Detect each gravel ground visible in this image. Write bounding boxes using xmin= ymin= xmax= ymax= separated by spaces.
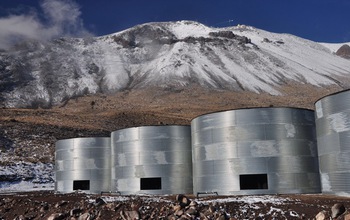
xmin=1 ymin=191 xmax=350 ymax=219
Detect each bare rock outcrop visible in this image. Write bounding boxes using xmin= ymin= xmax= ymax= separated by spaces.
xmin=336 ymin=44 xmax=350 ymax=59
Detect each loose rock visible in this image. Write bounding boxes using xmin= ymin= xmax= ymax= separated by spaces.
xmin=78 ymin=213 xmax=91 ymax=220
xmin=176 ymin=194 xmax=191 ymax=208
xmin=120 ymin=210 xmax=140 ymax=220
xmin=332 ymin=203 xmax=346 ymax=218
xmin=94 ymin=197 xmax=107 ymax=207
xmin=47 ymin=213 xmax=66 ymax=220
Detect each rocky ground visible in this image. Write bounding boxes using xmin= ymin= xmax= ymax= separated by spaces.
xmin=1 ymin=191 xmax=350 ymax=219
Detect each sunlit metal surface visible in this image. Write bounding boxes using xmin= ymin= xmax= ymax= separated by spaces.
xmin=111 ymin=126 xmax=193 ymax=195
xmin=191 ymin=108 xmax=321 ymax=195
xmin=55 ymin=137 xmax=111 ymax=193
xmin=315 ymin=90 xmax=350 ymax=194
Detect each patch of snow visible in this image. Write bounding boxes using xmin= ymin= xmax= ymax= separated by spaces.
xmin=267 ymin=206 xmax=285 ymax=215
xmin=0 ymin=162 xmax=54 ymax=192
xmin=290 ymin=210 xmax=300 ymax=217
xmin=228 ymin=26 xmax=350 ymax=87
xmin=88 ymin=195 xmax=172 ymax=203
xmin=335 ymin=192 xmax=350 ymax=197
xmin=99 ymin=42 xmax=129 ymax=90
xmin=197 ymin=195 xmax=293 ymax=205
xmin=88 ymin=196 xmax=130 ymax=203
xmin=169 ymin=21 xmax=212 ymax=39
xmin=0 ymin=181 xmax=54 ymax=193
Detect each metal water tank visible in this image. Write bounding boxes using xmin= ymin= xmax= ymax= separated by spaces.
xmin=111 ymin=126 xmax=192 ymax=195
xmin=191 ymin=107 xmax=321 ymax=195
xmin=55 ymin=137 xmax=111 ymax=193
xmin=315 ymin=90 xmax=350 ymax=194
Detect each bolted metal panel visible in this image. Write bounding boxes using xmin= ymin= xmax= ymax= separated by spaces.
xmin=55 ymin=137 xmax=111 ymax=193
xmin=191 ymin=107 xmax=321 ymax=195
xmin=111 ymin=125 xmax=193 ymax=195
xmin=315 ymin=90 xmax=350 ymax=194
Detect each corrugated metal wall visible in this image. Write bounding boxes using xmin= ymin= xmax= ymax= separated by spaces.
xmin=191 ymin=108 xmax=321 ymax=195
xmin=111 ymin=126 xmax=193 ymax=195
xmin=55 ymin=137 xmax=111 ymax=193
xmin=315 ymin=90 xmax=350 ymax=194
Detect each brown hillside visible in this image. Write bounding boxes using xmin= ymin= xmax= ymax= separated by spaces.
xmin=0 ymin=83 xmax=344 ymax=164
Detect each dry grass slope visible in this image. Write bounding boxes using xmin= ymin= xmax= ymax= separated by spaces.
xmin=0 ymin=83 xmax=344 ymax=163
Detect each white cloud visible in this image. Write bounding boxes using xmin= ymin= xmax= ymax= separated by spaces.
xmin=0 ymin=0 xmax=91 ymax=49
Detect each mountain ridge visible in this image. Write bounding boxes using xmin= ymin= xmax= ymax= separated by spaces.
xmin=1 ymin=20 xmax=350 ymax=108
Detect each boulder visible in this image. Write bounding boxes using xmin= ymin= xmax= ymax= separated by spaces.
xmin=120 ymin=210 xmax=140 ymax=220
xmin=94 ymin=197 xmax=107 ymax=206
xmin=55 ymin=200 xmax=68 ymax=208
xmin=47 ymin=213 xmax=66 ymax=220
xmin=173 ymin=204 xmax=182 ymax=212
xmin=70 ymin=208 xmax=82 ymax=217
xmin=40 ymin=202 xmax=49 ymax=212
xmin=344 ymin=213 xmax=350 ymax=220
xmin=332 ymin=203 xmax=346 ymax=218
xmin=185 ymin=207 xmax=198 ymax=216
xmin=189 ymin=200 xmax=198 ymax=207
xmin=175 ymin=209 xmax=184 ymax=217
xmin=176 ymin=194 xmax=191 ymax=208
xmin=78 ymin=213 xmax=91 ymax=220
xmin=316 ymin=212 xmax=326 ymax=220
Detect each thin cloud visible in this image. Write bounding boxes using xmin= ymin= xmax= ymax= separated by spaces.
xmin=0 ymin=0 xmax=92 ymax=49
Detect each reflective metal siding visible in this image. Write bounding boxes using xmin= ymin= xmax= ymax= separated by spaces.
xmin=315 ymin=90 xmax=350 ymax=194
xmin=192 ymin=108 xmax=321 ymax=195
xmin=55 ymin=137 xmax=111 ymax=193
xmin=111 ymin=126 xmax=192 ymax=195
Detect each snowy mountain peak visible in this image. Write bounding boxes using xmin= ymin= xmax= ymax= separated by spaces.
xmin=110 ymin=20 xmax=212 ymax=39
xmin=1 ymin=21 xmax=350 ymax=108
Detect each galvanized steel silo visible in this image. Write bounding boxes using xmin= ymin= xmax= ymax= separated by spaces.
xmin=111 ymin=126 xmax=192 ymax=195
xmin=315 ymin=90 xmax=350 ymax=194
xmin=191 ymin=108 xmax=321 ymax=195
xmin=55 ymin=137 xmax=111 ymax=193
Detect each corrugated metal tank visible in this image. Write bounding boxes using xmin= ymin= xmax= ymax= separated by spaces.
xmin=315 ymin=90 xmax=350 ymax=194
xmin=191 ymin=108 xmax=321 ymax=195
xmin=55 ymin=137 xmax=111 ymax=193
xmin=111 ymin=126 xmax=193 ymax=195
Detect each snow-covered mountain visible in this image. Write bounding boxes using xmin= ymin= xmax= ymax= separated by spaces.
xmin=1 ymin=20 xmax=350 ymax=108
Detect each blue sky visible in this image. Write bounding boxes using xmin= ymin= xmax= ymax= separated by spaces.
xmin=79 ymin=0 xmax=350 ymax=43
xmin=0 ymin=0 xmax=349 ymax=48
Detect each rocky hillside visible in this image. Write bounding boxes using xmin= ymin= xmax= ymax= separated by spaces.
xmin=0 ymin=84 xmax=342 ymax=163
